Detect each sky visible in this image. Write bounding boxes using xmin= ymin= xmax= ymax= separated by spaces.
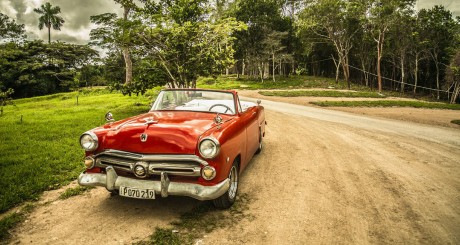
xmin=0 ymin=0 xmax=459 ymax=45
xmin=0 ymin=0 xmax=122 ymax=44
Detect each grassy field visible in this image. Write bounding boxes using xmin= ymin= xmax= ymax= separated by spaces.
xmin=0 ymin=88 xmax=157 ymax=214
xmin=196 ymin=75 xmax=368 ymax=90
xmin=259 ymin=90 xmax=385 ymax=98
xmin=310 ymin=100 xmax=460 ymax=110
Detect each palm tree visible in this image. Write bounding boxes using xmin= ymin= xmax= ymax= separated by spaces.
xmin=33 ymin=2 xmax=65 ymax=44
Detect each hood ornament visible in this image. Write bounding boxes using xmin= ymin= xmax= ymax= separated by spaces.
xmin=214 ymin=113 xmax=223 ymax=124
xmin=140 ymin=133 xmax=148 ymax=142
xmin=144 ymin=117 xmax=158 ymax=125
xmin=105 ymin=111 xmax=114 ymax=122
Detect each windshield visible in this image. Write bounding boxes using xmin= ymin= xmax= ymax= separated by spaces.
xmin=151 ymin=90 xmax=237 ymax=115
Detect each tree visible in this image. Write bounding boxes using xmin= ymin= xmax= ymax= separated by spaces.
xmin=411 ymin=12 xmax=430 ymax=96
xmin=418 ymin=6 xmax=459 ymax=99
xmin=90 ymin=0 xmax=138 ymax=88
xmin=233 ymin=0 xmax=291 ymax=80
xmin=262 ymin=31 xmax=292 ymax=82
xmin=33 ymin=2 xmax=65 ymax=44
xmin=0 ymin=12 xmax=26 ymax=41
xmin=386 ymin=10 xmax=415 ymax=94
xmin=365 ymin=0 xmax=415 ymax=93
xmin=0 ymin=40 xmax=97 ymax=98
xmin=298 ymin=0 xmax=362 ymax=89
xmin=135 ymin=0 xmax=245 ymax=88
xmin=114 ymin=0 xmax=136 ymax=87
xmin=446 ymin=50 xmax=460 ymax=104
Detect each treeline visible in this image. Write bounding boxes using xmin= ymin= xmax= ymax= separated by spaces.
xmin=1 ymin=0 xmax=460 ymax=102
xmin=0 ymin=13 xmax=100 ymax=99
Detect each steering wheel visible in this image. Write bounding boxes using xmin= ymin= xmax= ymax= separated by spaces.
xmin=209 ymin=104 xmax=234 ymax=114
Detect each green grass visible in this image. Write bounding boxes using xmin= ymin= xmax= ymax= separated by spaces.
xmin=139 ymin=194 xmax=252 ymax=245
xmin=0 ymin=87 xmax=158 ymax=214
xmin=59 ymin=186 xmax=95 ymax=200
xmin=259 ymin=90 xmax=385 ymax=98
xmin=0 ymin=204 xmax=34 ymax=241
xmin=310 ymin=100 xmax=460 ymax=110
xmin=0 ymin=213 xmax=23 ymax=241
xmin=196 ymin=75 xmax=368 ymax=91
xmin=451 ymin=120 xmax=460 ymax=125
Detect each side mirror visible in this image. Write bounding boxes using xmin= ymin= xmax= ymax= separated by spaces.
xmin=105 ymin=111 xmax=114 ymax=122
xmin=257 ymin=99 xmax=261 ymax=105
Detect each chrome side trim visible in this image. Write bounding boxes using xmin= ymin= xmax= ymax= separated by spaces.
xmin=78 ymin=167 xmax=230 ymax=201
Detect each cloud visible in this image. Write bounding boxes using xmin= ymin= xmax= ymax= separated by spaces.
xmin=417 ymin=0 xmax=460 ymax=16
xmin=9 ymin=0 xmax=27 ymax=21
xmin=0 ymin=0 xmax=123 ymax=44
xmin=2 ymin=0 xmax=457 ymax=45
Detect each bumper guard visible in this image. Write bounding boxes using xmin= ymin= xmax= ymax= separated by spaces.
xmin=78 ymin=166 xmax=230 ymax=201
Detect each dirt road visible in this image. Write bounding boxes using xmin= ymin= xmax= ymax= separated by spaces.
xmin=10 ymin=98 xmax=460 ymax=244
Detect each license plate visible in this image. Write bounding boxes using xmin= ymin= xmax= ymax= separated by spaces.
xmin=119 ymin=186 xmax=155 ymax=199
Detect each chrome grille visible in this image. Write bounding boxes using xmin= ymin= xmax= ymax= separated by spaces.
xmin=93 ymin=149 xmax=204 ymax=177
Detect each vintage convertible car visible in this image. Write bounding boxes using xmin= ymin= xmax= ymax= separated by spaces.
xmin=78 ymin=89 xmax=265 ymax=208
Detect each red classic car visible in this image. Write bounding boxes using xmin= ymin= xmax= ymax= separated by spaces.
xmin=78 ymin=89 xmax=265 ymax=208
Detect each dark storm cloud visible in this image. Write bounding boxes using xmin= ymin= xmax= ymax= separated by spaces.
xmin=9 ymin=0 xmax=27 ymax=21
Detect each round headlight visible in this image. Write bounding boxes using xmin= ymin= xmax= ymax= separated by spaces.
xmin=199 ymin=137 xmax=220 ymax=159
xmin=80 ymin=132 xmax=99 ymax=151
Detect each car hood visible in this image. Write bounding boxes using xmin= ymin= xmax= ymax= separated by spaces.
xmin=98 ymin=111 xmax=228 ymax=154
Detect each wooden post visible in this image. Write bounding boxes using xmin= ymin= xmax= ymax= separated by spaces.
xmin=76 ymin=95 xmax=79 ymax=106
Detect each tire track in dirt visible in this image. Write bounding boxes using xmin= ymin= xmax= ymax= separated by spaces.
xmin=201 ymin=109 xmax=460 ymax=244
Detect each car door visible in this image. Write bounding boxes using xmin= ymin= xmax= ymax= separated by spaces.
xmin=237 ymin=98 xmax=259 ymax=170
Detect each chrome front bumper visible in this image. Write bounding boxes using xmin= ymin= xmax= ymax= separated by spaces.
xmin=78 ymin=166 xmax=230 ymax=201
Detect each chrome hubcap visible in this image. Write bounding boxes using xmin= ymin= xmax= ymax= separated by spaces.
xmin=228 ymin=166 xmax=238 ymax=200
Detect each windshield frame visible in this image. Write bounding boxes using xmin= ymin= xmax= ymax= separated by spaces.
xmin=150 ymin=89 xmax=238 ymax=115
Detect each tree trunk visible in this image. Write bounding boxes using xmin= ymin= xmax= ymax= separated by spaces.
xmin=48 ymin=26 xmax=51 ymax=44
xmin=264 ymin=62 xmax=269 ymax=79
xmin=361 ymin=59 xmax=369 ymax=87
xmin=435 ymin=54 xmax=440 ymax=100
xmin=342 ymin=55 xmax=350 ymax=89
xmin=332 ymin=55 xmax=341 ymax=84
xmin=122 ymin=5 xmax=133 ymax=86
xmin=242 ymin=59 xmax=245 ymax=76
xmin=451 ymin=81 xmax=460 ymax=104
xmin=400 ymin=54 xmax=405 ymax=94
xmin=122 ymin=46 xmax=133 ymax=85
xmin=258 ymin=63 xmax=264 ymax=82
xmin=413 ymin=53 xmax=419 ymax=96
xmin=272 ymin=52 xmax=276 ymax=82
xmin=377 ymin=34 xmax=383 ymax=93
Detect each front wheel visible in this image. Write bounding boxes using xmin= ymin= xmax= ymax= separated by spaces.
xmin=213 ymin=162 xmax=239 ymax=209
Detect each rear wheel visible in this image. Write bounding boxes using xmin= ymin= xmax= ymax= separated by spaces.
xmin=213 ymin=161 xmax=239 ymax=209
xmin=255 ymin=128 xmax=263 ymax=154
